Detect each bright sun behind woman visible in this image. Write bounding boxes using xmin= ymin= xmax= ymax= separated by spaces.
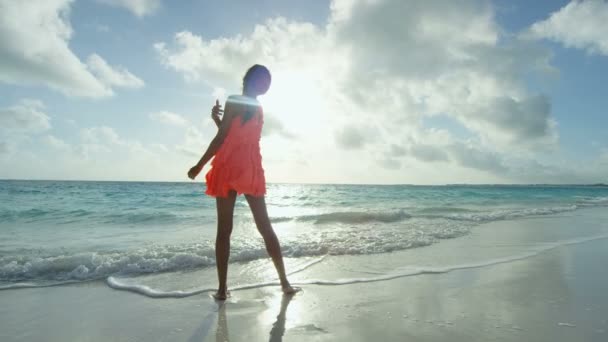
xmin=260 ymin=69 xmax=330 ymax=132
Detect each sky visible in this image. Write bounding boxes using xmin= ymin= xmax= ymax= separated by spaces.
xmin=0 ymin=0 xmax=607 ymax=184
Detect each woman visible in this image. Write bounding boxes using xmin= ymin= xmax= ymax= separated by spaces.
xmin=187 ymin=64 xmax=298 ymax=300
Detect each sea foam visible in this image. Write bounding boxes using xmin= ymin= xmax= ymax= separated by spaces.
xmin=105 ymin=234 xmax=608 ymax=298
xmin=0 ymin=202 xmax=603 ymax=284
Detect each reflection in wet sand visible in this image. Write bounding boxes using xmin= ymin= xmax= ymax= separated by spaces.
xmin=216 ymin=303 xmax=229 ymax=342
xmin=214 ymin=294 xmax=294 ymax=342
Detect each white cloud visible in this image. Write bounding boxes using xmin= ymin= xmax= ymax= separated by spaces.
xmin=150 ymin=0 xmax=607 ymax=183
xmin=0 ymin=0 xmax=111 ymax=97
xmin=81 ymin=126 xmax=122 ymax=145
xmin=96 ymin=0 xmax=161 ymax=17
xmin=149 ymin=111 xmax=189 ymax=127
xmin=0 ymin=99 xmax=51 ymax=133
xmin=0 ymin=124 xmax=189 ymax=181
xmin=0 ymin=1 xmax=144 ymax=98
xmin=147 ymin=110 xmax=225 ymax=159
xmin=211 ymin=88 xmax=227 ymax=102
xmin=77 ymin=125 xmax=164 ymax=163
xmin=87 ymin=54 xmax=145 ymax=89
xmin=331 ymin=0 xmax=557 ymax=149
xmin=0 ymin=99 xmax=52 ymax=157
xmin=528 ymin=0 xmax=608 ymax=55
xmin=176 ymin=127 xmax=206 ymax=157
xmin=330 ymin=0 xmax=499 ymax=79
xmin=154 ymin=18 xmax=325 ymax=85
xmin=153 ymin=0 xmax=564 ymax=182
xmin=44 ymin=135 xmax=71 ymax=151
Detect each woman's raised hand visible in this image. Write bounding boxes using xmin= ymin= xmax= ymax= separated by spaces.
xmin=211 ymin=99 xmax=223 ymax=127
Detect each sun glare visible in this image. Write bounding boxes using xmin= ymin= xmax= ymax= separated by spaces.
xmin=261 ymin=69 xmax=330 ymax=133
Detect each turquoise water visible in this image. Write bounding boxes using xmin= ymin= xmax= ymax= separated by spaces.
xmin=1 ymin=180 xmax=607 ymax=286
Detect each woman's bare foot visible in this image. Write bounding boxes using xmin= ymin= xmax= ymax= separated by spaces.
xmin=212 ymin=290 xmax=230 ymax=301
xmin=282 ymin=285 xmax=301 ymax=295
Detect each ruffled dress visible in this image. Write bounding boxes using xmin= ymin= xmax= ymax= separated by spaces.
xmin=205 ymin=97 xmax=266 ymax=198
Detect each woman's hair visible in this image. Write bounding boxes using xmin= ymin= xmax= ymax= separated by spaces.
xmin=243 ymin=64 xmax=271 ymax=96
xmin=242 ymin=64 xmax=271 ymax=123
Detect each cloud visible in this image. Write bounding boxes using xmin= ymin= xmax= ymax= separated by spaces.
xmin=87 ymin=54 xmax=144 ymax=89
xmin=149 ymin=110 xmax=189 ymax=127
xmin=0 ymin=0 xmax=110 ymax=97
xmin=153 ymin=0 xmax=595 ymax=183
xmin=448 ymin=142 xmax=507 ymax=174
xmin=155 ymin=1 xmax=556 ymax=142
xmin=528 ymin=0 xmax=608 ymax=55
xmin=388 ymin=144 xmax=407 ymax=157
xmin=262 ymin=113 xmax=295 ymax=139
xmin=0 ymin=124 xmax=189 ymax=181
xmin=459 ymin=95 xmax=557 ymax=146
xmin=332 ymin=0 xmax=557 ymax=148
xmin=43 ymin=135 xmax=71 ymax=151
xmin=79 ymin=126 xmax=121 ymax=156
xmin=0 ymin=0 xmax=144 ymax=98
xmin=176 ymin=127 xmax=206 ymax=157
xmin=154 ymin=18 xmax=324 ymax=85
xmin=81 ymin=126 xmax=121 ymax=145
xmin=0 ymin=99 xmax=52 ymax=157
xmin=78 ymin=125 xmax=161 ymax=162
xmin=409 ymin=143 xmax=450 ymax=163
xmin=148 ymin=111 xmax=227 ymax=158
xmin=335 ymin=125 xmax=368 ymax=150
xmin=96 ymin=0 xmax=161 ymax=17
xmin=331 ymin=0 xmax=498 ymax=80
xmin=388 ymin=132 xmax=505 ymax=174
xmin=379 ymin=157 xmax=401 ymax=170
xmin=0 ymin=99 xmax=51 ymax=133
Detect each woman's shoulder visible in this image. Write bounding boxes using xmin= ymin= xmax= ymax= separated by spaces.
xmin=226 ymin=95 xmax=259 ymax=106
xmin=226 ymin=95 xmax=262 ymax=119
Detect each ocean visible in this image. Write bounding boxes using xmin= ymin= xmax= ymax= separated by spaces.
xmin=1 ymin=180 xmax=608 ymax=296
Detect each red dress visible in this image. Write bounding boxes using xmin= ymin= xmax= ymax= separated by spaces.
xmin=205 ymin=97 xmax=266 ymax=198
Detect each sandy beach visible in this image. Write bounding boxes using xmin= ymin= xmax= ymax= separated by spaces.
xmin=1 ymin=207 xmax=607 ymax=341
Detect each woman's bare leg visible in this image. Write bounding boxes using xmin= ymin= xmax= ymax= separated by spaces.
xmin=215 ymin=190 xmax=237 ymax=300
xmin=245 ymin=194 xmax=298 ymax=294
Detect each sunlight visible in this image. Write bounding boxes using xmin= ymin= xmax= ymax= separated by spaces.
xmin=257 ymin=291 xmax=304 ymax=333
xmin=260 ymin=68 xmax=330 ymax=133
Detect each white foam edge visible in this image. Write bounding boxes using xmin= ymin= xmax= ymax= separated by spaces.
xmin=0 ymin=279 xmax=90 ymax=291
xmin=287 ymin=255 xmax=327 ymax=275
xmin=106 ymin=255 xmax=327 ymax=298
xmin=106 ymin=234 xmax=608 ymax=298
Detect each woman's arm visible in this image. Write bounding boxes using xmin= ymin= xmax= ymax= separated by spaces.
xmin=187 ymin=100 xmax=235 ymax=180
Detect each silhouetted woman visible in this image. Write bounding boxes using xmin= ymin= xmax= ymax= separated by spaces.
xmin=188 ymin=64 xmax=298 ymax=300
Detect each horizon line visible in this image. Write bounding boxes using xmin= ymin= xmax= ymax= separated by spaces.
xmin=1 ymin=178 xmax=606 ymax=187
